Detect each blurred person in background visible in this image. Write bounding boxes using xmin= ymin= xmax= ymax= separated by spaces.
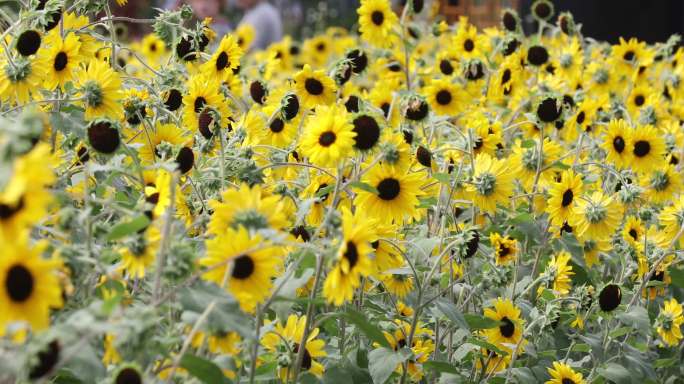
xmin=184 ymin=0 xmax=232 ymax=36
xmin=236 ymin=0 xmax=283 ymax=50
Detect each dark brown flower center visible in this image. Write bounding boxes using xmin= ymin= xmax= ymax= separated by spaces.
xmin=499 ymin=316 xmax=515 ymax=337
xmin=318 ymin=131 xmax=336 ymax=147
xmin=371 ymin=10 xmax=385 ymax=26
xmin=377 ymin=178 xmax=400 ymax=200
xmin=232 ymin=255 xmax=255 ymax=279
xmin=215 ymin=51 xmax=229 ymax=70
xmin=6 ymin=264 xmax=34 ymax=302
xmin=53 ymin=51 xmax=68 ymax=71
xmin=436 ymin=90 xmax=452 ymax=105
xmin=304 ymin=78 xmax=324 ymax=95
xmin=633 ymin=140 xmax=650 ymax=157
xmin=561 ymin=189 xmax=574 ymax=207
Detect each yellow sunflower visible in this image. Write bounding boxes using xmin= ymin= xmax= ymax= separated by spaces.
xmin=629 ymin=124 xmax=666 ymax=173
xmin=424 ymin=77 xmax=465 ymax=116
xmin=483 ymin=298 xmax=525 ymax=351
xmin=569 ymin=192 xmax=623 ymax=242
xmin=182 ymin=73 xmax=231 ymax=135
xmin=467 ymin=153 xmax=515 ymax=214
xmin=490 ymin=232 xmax=517 ymax=266
xmin=261 ymin=315 xmax=327 ymax=380
xmin=207 ymin=183 xmax=288 ymax=235
xmin=118 ymin=225 xmax=161 ymax=279
xmin=657 ymin=298 xmax=684 ymax=347
xmin=0 ymin=239 xmax=63 ymax=331
xmin=541 ymin=251 xmax=574 ymax=296
xmin=0 ymin=55 xmax=46 ymax=105
xmin=546 ymin=170 xmax=583 ymax=227
xmin=201 ymin=34 xmax=243 ymax=82
xmin=76 ymin=60 xmax=123 ymax=120
xmin=641 ymin=164 xmax=681 ymax=204
xmin=601 ymin=119 xmax=632 ymax=169
xmin=357 ymin=0 xmax=398 ymax=48
xmin=41 ymin=33 xmax=82 ymax=90
xmin=293 ymin=64 xmax=336 ymax=108
xmin=354 ymin=164 xmax=424 ymax=224
xmin=545 ymin=361 xmax=585 ymax=384
xmin=299 ymin=104 xmax=355 ymax=167
xmin=200 ymin=226 xmax=281 ymax=312
xmin=323 ymin=208 xmax=377 ymax=306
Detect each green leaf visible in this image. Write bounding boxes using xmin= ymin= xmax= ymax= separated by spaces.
xmin=668 ymin=266 xmax=684 ymax=288
xmin=368 ymin=347 xmax=411 ymax=384
xmin=315 ymin=184 xmax=334 ymax=198
xmin=617 ymin=306 xmax=650 ymax=334
xmin=423 ymin=360 xmax=459 ymax=374
xmin=654 ymin=357 xmax=677 ymax=368
xmin=417 ymin=196 xmax=438 ymax=208
xmin=323 ymin=364 xmax=350 ymax=383
xmin=597 ymin=363 xmax=631 ymax=384
xmin=344 ymin=309 xmax=392 ymax=349
xmin=435 ymin=299 xmax=469 ymax=331
xmin=180 ymin=354 xmax=231 ymax=384
xmin=521 ymin=139 xmax=536 ymax=148
xmin=464 ymin=314 xmax=499 ymax=330
xmin=350 ymin=181 xmax=379 ymax=194
xmin=106 ymin=215 xmax=150 ymax=241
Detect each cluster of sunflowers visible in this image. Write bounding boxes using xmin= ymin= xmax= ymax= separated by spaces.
xmin=3 ymin=0 xmax=684 ymax=382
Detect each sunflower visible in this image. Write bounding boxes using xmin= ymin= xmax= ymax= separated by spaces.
xmin=182 ymin=73 xmax=231 ymax=135
xmin=299 ymin=104 xmax=355 ymax=167
xmin=201 ymin=226 xmax=280 ymax=312
xmin=546 ymin=170 xmax=583 ymax=227
xmin=0 ymin=55 xmax=45 ymax=105
xmin=621 ymin=215 xmax=645 ymax=250
xmin=476 ymin=348 xmax=511 ymax=374
xmin=244 ymin=106 xmax=297 ymax=149
xmin=483 ymin=298 xmax=524 ymax=351
xmin=140 ymin=33 xmax=167 ymax=65
xmin=76 ymin=60 xmax=123 ymax=120
xmin=354 ymin=163 xmax=424 ymax=224
xmin=208 ymin=183 xmax=288 ymax=235
xmin=541 ymin=251 xmax=574 ymax=296
xmin=137 ymin=122 xmax=192 ymax=164
xmin=490 ymin=232 xmax=517 ymax=266
xmin=629 ymin=124 xmax=666 ymax=173
xmin=0 ymin=239 xmax=63 ymax=331
xmin=323 ymin=208 xmax=377 ymax=306
xmin=0 ymin=144 xmax=54 ymax=237
xmin=659 ymin=195 xmax=684 ymax=247
xmin=453 ymin=19 xmax=487 ymax=60
xmin=293 ymin=64 xmax=336 ymax=108
xmin=641 ymin=164 xmax=682 ymax=204
xmin=351 ymin=112 xmax=384 ymax=152
xmin=424 ymin=77 xmax=464 ymax=116
xmin=657 ymin=298 xmax=684 ymax=347
xmin=381 ymin=272 xmax=414 ymax=298
xmin=357 ymin=0 xmax=398 ymax=48
xmin=201 ymin=34 xmax=243 ymax=82
xmin=467 ymin=153 xmax=515 ymax=214
xmin=377 ymin=320 xmax=434 ymax=381
xmin=545 ymin=361 xmax=585 ymax=384
xmin=118 ymin=225 xmax=160 ymax=279
xmin=512 ymin=137 xmax=563 ymax=191
xmin=612 ymin=37 xmax=649 ymax=72
xmin=601 ymin=119 xmax=632 ymax=168
xmin=261 ymin=315 xmax=327 ymax=380
xmin=569 ymin=192 xmax=623 ymax=241
xmin=41 ymin=33 xmax=82 ymax=90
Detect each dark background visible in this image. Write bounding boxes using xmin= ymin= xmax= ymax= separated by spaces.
xmin=520 ymin=0 xmax=684 ymax=44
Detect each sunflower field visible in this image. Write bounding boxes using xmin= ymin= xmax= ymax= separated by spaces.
xmin=4 ymin=0 xmax=684 ymax=382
